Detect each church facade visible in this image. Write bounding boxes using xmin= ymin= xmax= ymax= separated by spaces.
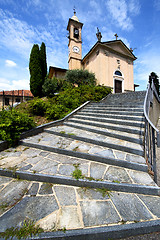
xmin=49 ymin=12 xmax=137 ymax=93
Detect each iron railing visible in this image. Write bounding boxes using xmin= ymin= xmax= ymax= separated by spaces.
xmin=144 ymin=80 xmax=160 ymax=183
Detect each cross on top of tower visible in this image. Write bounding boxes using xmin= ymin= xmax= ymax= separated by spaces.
xmin=114 ymin=33 xmax=118 ymax=40
xmin=73 ymin=6 xmax=76 ymax=15
xmin=96 ymin=27 xmax=102 ymax=42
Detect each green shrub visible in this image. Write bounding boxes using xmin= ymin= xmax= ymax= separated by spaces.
xmin=65 ymin=69 xmax=96 ymax=87
xmin=29 ymin=98 xmax=47 ymax=116
xmin=46 ymin=104 xmax=68 ymax=120
xmin=0 ymin=109 xmax=35 ymax=146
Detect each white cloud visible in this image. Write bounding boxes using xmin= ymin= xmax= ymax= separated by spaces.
xmin=105 ymin=0 xmax=140 ymax=31
xmin=5 ymin=60 xmax=17 ymax=67
xmin=128 ymin=0 xmax=140 ymax=15
xmin=0 ymin=78 xmax=29 ymax=91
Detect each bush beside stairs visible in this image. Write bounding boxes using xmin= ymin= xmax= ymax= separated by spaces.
xmin=0 ymin=91 xmax=160 ymax=239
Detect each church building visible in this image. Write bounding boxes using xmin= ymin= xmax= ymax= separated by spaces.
xmin=49 ymin=11 xmax=137 ymax=93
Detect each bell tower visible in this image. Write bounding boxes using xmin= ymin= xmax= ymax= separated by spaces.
xmin=67 ymin=10 xmax=83 ymax=70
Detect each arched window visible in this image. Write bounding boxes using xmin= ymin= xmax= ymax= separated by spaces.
xmin=115 ymin=70 xmax=122 ymax=76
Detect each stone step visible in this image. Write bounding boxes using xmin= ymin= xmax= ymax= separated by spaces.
xmin=67 ymin=119 xmax=144 ymax=135
xmin=93 ymin=101 xmax=144 ymax=105
xmin=44 ymin=129 xmax=143 ymax=156
xmin=102 ymin=91 xmax=146 ymax=102
xmin=0 ymin=174 xmax=160 ymax=237
xmin=76 ymin=112 xmax=144 ymax=122
xmin=20 ymin=131 xmax=145 ymax=167
xmin=61 ymin=121 xmax=143 ymax=142
xmin=80 ymin=109 xmax=144 ymax=116
xmin=0 ymin=168 xmax=159 ymax=196
xmin=0 ymin=145 xmax=157 ymax=196
xmin=72 ymin=115 xmax=145 ymax=128
xmin=63 ymin=122 xmax=143 ymax=145
xmin=84 ymin=106 xmax=144 ymax=111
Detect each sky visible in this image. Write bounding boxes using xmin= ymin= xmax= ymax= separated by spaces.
xmin=0 ymin=0 xmax=160 ymax=91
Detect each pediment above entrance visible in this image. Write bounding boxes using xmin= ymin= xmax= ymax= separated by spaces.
xmin=103 ymin=40 xmax=136 ymax=60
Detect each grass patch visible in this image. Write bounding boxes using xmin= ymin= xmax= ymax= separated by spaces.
xmin=0 ymin=219 xmax=44 ymax=240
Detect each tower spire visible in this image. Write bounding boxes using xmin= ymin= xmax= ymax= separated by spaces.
xmin=73 ymin=6 xmax=76 ymax=15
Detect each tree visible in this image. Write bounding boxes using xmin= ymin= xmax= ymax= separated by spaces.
xmin=65 ymin=69 xmax=96 ymax=87
xmin=149 ymin=72 xmax=159 ymax=95
xmin=42 ymin=77 xmax=58 ymax=97
xmin=29 ymin=43 xmax=47 ymax=97
xmin=40 ymin=42 xmax=47 ymax=87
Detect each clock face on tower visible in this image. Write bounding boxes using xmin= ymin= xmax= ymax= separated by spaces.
xmin=73 ymin=46 xmax=80 ymax=53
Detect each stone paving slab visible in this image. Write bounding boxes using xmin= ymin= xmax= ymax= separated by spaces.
xmin=0 ymin=146 xmax=155 ymax=187
xmin=0 ymin=175 xmax=160 ymax=234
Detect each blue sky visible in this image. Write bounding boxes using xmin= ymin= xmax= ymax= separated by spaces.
xmin=0 ymin=0 xmax=160 ymax=91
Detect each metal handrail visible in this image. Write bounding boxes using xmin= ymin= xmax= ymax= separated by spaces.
xmin=143 ymin=80 xmax=160 ymax=183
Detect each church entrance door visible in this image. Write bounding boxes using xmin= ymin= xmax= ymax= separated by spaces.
xmin=115 ymin=80 xmax=122 ymax=93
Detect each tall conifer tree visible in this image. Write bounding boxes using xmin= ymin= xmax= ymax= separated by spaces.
xmin=29 ymin=44 xmax=43 ymax=97
xmin=40 ymin=42 xmax=47 ymax=86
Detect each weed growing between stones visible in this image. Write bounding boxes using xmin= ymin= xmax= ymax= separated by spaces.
xmin=73 ymin=146 xmax=79 ymax=151
xmin=0 ymin=219 xmax=44 ymax=240
xmin=60 ymin=131 xmax=66 ymax=134
xmin=72 ymin=164 xmax=84 ymax=180
xmin=0 ymin=202 xmax=9 ymax=211
xmin=7 ymin=166 xmax=18 ymax=176
xmin=23 ymin=147 xmax=29 ymax=151
xmin=67 ymin=133 xmax=75 ymax=136
xmin=81 ymin=187 xmax=112 ymax=198
xmin=96 ymin=188 xmax=112 ymax=198
xmin=112 ymin=180 xmax=120 ymax=183
xmin=72 ymin=164 xmax=103 ymax=182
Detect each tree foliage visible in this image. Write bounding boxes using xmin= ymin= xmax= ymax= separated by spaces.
xmin=65 ymin=69 xmax=96 ymax=87
xmin=42 ymin=77 xmax=58 ymax=97
xmin=29 ymin=43 xmax=47 ymax=97
xmin=149 ymin=72 xmax=159 ymax=95
xmin=40 ymin=42 xmax=47 ymax=85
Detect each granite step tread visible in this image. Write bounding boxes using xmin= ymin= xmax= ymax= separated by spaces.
xmin=68 ymin=118 xmax=144 ymax=135
xmin=72 ymin=115 xmax=145 ymax=128
xmin=0 ymin=175 xmax=159 ymax=234
xmin=64 ymin=122 xmax=143 ymax=140
xmin=21 ymin=131 xmax=144 ymax=156
xmin=76 ymin=112 xmax=144 ymax=122
xmin=45 ymin=124 xmax=143 ymax=145
xmin=80 ymin=109 xmax=144 ymax=116
xmin=84 ymin=106 xmax=144 ymax=110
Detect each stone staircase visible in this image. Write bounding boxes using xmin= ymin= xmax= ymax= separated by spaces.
xmin=0 ymin=91 xmax=160 ymax=239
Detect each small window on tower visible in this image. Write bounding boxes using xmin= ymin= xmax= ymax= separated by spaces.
xmin=74 ymin=28 xmax=79 ymax=39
